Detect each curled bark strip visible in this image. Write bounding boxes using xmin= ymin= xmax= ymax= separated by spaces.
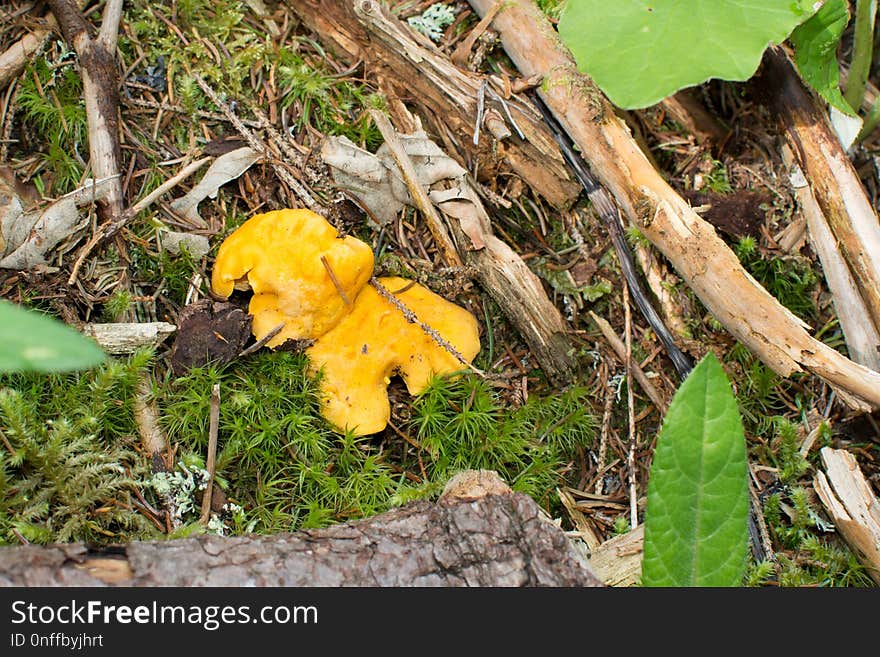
xmin=466 ymin=0 xmax=880 ymax=409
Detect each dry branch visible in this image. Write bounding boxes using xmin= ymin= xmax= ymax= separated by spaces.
xmin=814 ymin=447 xmax=880 ymax=585
xmin=286 ymin=0 xmax=581 ymax=210
xmin=0 ymin=471 xmax=602 ymax=587
xmin=758 ymin=48 xmax=880 ymax=337
xmin=47 ymin=0 xmax=124 ymax=223
xmin=467 ymin=0 xmax=880 ymax=409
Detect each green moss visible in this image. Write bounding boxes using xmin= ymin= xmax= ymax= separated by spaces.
xmin=16 ymin=58 xmax=87 ymax=195
xmin=157 ymin=351 xmax=595 ymax=533
xmin=735 ymin=236 xmax=818 ymax=322
xmin=0 ymin=351 xmax=160 ymax=545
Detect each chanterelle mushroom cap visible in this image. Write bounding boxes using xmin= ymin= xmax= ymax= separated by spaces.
xmin=211 ymin=209 xmax=374 ymax=346
xmin=306 ymin=276 xmax=480 ymax=436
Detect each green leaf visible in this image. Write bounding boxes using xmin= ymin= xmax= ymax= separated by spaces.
xmin=791 ymin=0 xmax=855 ymax=116
xmin=0 ymin=300 xmax=106 ymax=373
xmin=642 ymin=352 xmax=749 ymax=587
xmin=558 ymin=0 xmax=818 ymax=109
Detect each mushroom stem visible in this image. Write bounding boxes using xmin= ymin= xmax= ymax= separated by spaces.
xmin=370 ymin=277 xmax=484 ymax=377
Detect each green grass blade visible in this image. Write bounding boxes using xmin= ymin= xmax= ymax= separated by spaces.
xmin=0 ymin=300 xmax=106 ymax=373
xmin=642 ymin=353 xmax=750 ymax=587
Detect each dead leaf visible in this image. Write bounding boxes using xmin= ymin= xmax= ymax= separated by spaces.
xmin=1 ymin=176 xmax=115 ymax=270
xmin=321 ymin=131 xmax=466 ymax=227
xmin=160 ymin=230 xmax=211 ymax=259
xmin=170 ymin=147 xmax=261 ymax=226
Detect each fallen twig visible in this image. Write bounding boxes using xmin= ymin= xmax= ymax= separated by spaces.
xmin=48 ymin=0 xmax=124 ymax=223
xmin=623 ymin=282 xmax=639 ymax=529
xmin=199 ymin=383 xmax=221 ymax=525
xmin=192 ymin=74 xmax=323 ymax=215
xmin=588 ymin=311 xmax=668 ymax=412
xmin=370 ymin=276 xmax=484 ymax=377
xmin=813 ymin=447 xmax=880 ymax=585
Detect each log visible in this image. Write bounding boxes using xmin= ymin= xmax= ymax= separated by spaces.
xmin=286 ymin=0 xmax=581 ymax=211
xmin=0 ymin=471 xmax=603 ymax=587
xmin=466 ymin=0 xmax=880 ymax=410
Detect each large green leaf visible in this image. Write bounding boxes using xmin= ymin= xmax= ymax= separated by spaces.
xmin=558 ymin=0 xmax=818 ymax=109
xmin=0 ymin=300 xmax=106 ymax=373
xmin=791 ymin=0 xmax=855 ymax=116
xmin=642 ymin=352 xmax=749 ymax=587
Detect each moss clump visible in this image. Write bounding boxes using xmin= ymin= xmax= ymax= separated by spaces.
xmin=0 ymin=350 xmax=160 ymax=545
xmin=159 ymin=351 xmax=596 ymax=532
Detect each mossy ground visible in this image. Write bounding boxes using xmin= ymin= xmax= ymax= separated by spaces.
xmin=0 ymin=0 xmax=877 ymax=587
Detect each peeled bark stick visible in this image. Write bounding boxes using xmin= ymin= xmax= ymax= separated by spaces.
xmin=813 ymin=447 xmax=880 ymax=585
xmin=467 ymin=0 xmax=880 ymax=409
xmin=48 ymin=0 xmax=124 ymax=223
xmin=82 ymin=321 xmax=176 ymax=354
xmin=286 ymin=0 xmax=580 ymax=210
xmin=0 ymin=471 xmax=602 ymax=587
xmin=0 ymin=19 xmax=53 ymax=91
xmin=780 ymin=145 xmax=880 ymax=372
xmin=758 ymin=48 xmax=880 ymax=335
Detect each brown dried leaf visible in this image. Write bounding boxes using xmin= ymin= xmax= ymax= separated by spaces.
xmin=1 ymin=177 xmax=115 ymax=270
xmin=169 ymin=147 xmax=261 ymax=226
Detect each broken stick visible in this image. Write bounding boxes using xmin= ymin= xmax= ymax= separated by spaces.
xmin=467 ymin=0 xmax=880 ymax=409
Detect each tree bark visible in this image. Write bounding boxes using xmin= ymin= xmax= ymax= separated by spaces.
xmin=0 ymin=471 xmax=602 ymax=587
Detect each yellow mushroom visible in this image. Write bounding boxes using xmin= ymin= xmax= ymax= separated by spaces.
xmin=211 ymin=209 xmax=374 ymax=346
xmin=306 ymin=276 xmax=480 ymax=436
